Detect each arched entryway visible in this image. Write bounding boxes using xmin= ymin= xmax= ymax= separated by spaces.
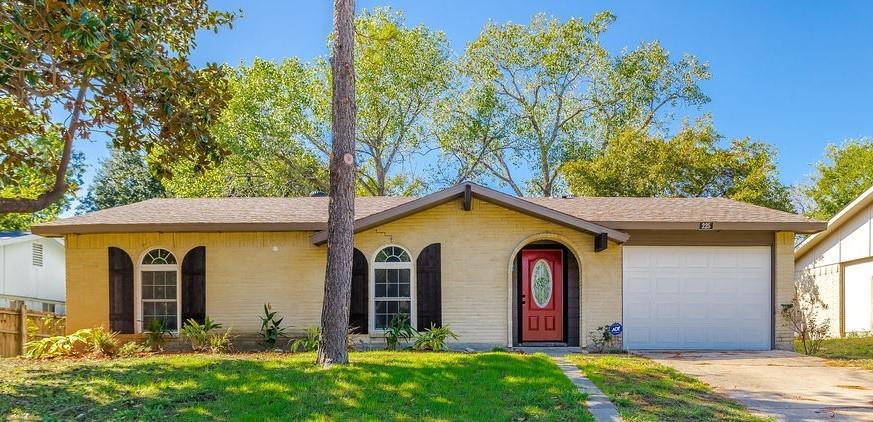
xmin=510 ymin=238 xmax=581 ymax=347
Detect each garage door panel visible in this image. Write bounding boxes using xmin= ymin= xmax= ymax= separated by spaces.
xmin=655 ymin=277 xmax=680 ymax=293
xmin=623 ymin=246 xmax=771 ymax=350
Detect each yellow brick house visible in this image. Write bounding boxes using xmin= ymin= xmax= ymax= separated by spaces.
xmin=33 ymin=183 xmax=824 ymax=350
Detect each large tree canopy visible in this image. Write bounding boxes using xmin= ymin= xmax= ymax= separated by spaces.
xmin=309 ymin=8 xmax=453 ymax=196
xmin=0 ymin=0 xmax=235 ymax=213
xmin=564 ymin=117 xmax=793 ymax=212
xmin=436 ymin=13 xmax=710 ymax=196
xmin=801 ymin=138 xmax=873 ymax=220
xmin=160 ymin=59 xmax=328 ymax=198
xmin=78 ymin=146 xmax=164 ymax=212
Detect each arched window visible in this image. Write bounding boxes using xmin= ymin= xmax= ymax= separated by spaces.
xmin=372 ymin=245 xmax=414 ymax=330
xmin=140 ymin=248 xmax=179 ymax=331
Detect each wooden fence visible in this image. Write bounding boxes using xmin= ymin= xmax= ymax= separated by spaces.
xmin=0 ymin=304 xmax=66 ymax=357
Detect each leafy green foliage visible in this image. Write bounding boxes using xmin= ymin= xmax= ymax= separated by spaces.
xmin=0 ymin=0 xmax=236 ymax=213
xmin=143 ymin=319 xmax=170 ymax=352
xmin=0 ymin=132 xmax=84 ymax=230
xmin=258 ymin=304 xmax=286 ymax=350
xmin=384 ymin=314 xmax=415 ymax=351
xmin=207 ymin=328 xmax=234 ymax=354
xmin=161 ymin=58 xmax=328 ymax=198
xmin=289 ymin=327 xmax=321 ymax=353
xmin=77 ymin=146 xmax=165 ymax=212
xmin=25 ymin=327 xmax=117 ymax=359
xmin=117 ymin=341 xmax=149 ymax=358
xmin=310 ymin=8 xmax=453 ymax=196
xmin=412 ymin=324 xmax=458 ymax=351
xmin=565 ymin=117 xmax=793 ymax=211
xmin=439 ymin=12 xmax=710 ymax=196
xmin=288 ymin=326 xmax=359 ymax=353
xmin=801 ymin=138 xmax=873 ymax=219
xmin=180 ymin=316 xmax=223 ymax=352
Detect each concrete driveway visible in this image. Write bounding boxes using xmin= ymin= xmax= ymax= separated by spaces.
xmin=640 ymin=350 xmax=873 ymax=421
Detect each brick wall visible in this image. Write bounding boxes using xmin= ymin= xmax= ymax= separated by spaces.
xmin=64 ymin=197 xmax=623 ymax=347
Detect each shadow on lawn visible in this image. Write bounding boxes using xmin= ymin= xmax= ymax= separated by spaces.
xmin=2 ymin=352 xmax=589 ymax=421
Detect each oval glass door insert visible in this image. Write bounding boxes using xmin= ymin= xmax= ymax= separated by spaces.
xmin=532 ymin=259 xmax=552 ymax=308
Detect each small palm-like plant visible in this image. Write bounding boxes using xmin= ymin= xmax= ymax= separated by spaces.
xmin=143 ymin=319 xmax=170 ymax=351
xmin=259 ymin=303 xmax=287 ymax=350
xmin=181 ymin=316 xmax=223 ymax=351
xmin=289 ymin=327 xmax=321 ymax=353
xmin=385 ymin=314 xmax=415 ymax=351
xmin=413 ymin=324 xmax=458 ymax=352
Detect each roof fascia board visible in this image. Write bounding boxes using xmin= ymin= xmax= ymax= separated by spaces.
xmin=31 ymin=222 xmax=326 ymax=237
xmin=598 ymin=221 xmax=826 ymax=233
xmin=796 ymin=184 xmax=873 ymax=258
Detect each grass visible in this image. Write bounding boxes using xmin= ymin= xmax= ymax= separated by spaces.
xmin=0 ymin=351 xmax=591 ymax=421
xmin=796 ymin=336 xmax=873 ymax=370
xmin=568 ymin=354 xmax=768 ymax=422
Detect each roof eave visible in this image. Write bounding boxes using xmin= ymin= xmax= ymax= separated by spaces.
xmin=31 ymin=222 xmax=326 ymax=237
xmin=796 ymin=184 xmax=873 ymax=258
xmin=600 ymin=221 xmax=826 ymax=233
xmin=310 ymin=183 xmax=630 ymax=245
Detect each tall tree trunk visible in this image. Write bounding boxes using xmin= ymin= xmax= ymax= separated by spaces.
xmin=316 ymin=0 xmax=356 ymax=367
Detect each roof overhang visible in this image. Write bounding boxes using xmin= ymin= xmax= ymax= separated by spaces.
xmin=31 ymin=222 xmax=326 ymax=237
xmin=796 ymin=184 xmax=873 ymax=258
xmin=598 ymin=221 xmax=826 ymax=232
xmin=310 ymin=183 xmax=630 ymax=245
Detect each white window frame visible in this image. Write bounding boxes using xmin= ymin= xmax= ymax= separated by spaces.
xmin=135 ymin=248 xmax=180 ymax=333
xmin=369 ymin=245 xmax=416 ymax=334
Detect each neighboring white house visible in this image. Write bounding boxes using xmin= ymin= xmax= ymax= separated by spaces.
xmin=0 ymin=232 xmax=66 ymax=314
xmin=796 ymin=185 xmax=873 ymax=337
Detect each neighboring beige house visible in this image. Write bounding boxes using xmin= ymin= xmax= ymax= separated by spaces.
xmin=33 ymin=183 xmax=823 ymax=350
xmin=796 ymin=185 xmax=873 ymax=337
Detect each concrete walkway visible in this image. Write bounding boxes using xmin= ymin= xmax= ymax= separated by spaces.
xmin=641 ymin=350 xmax=873 ymax=421
xmin=551 ymin=356 xmax=622 ymax=422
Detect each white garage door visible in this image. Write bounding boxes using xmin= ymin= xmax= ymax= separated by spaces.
xmin=623 ymin=246 xmax=771 ymax=350
xmin=844 ymin=261 xmax=873 ymax=333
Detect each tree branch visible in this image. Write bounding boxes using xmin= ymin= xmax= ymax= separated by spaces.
xmin=0 ymin=79 xmax=90 ymax=214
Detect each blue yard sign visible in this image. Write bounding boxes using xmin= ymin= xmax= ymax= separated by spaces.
xmin=609 ymin=322 xmax=623 ymax=336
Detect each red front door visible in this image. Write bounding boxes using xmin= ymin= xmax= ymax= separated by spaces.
xmin=521 ymin=249 xmax=563 ymax=342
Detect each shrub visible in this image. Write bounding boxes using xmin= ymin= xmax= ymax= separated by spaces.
xmin=86 ymin=327 xmax=119 ymax=357
xmin=117 ymin=341 xmax=150 ymax=357
xmin=413 ymin=324 xmax=458 ymax=351
xmin=208 ymin=328 xmax=234 ymax=353
xmin=180 ymin=316 xmax=223 ymax=351
xmin=24 ymin=328 xmax=115 ymax=359
xmin=783 ymin=271 xmax=831 ymax=355
xmin=143 ymin=319 xmax=171 ymax=351
xmin=288 ymin=326 xmax=359 ymax=353
xmin=588 ymin=325 xmax=620 ymax=353
xmin=289 ymin=327 xmax=321 ymax=353
xmin=25 ymin=331 xmax=85 ymax=359
xmin=259 ymin=303 xmax=287 ymax=350
xmin=385 ymin=314 xmax=415 ymax=351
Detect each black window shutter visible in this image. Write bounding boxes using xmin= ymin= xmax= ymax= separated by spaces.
xmin=349 ymin=249 xmax=368 ymax=334
xmin=416 ymin=243 xmax=441 ymax=331
xmin=181 ymin=246 xmax=206 ymax=324
xmin=108 ymin=247 xmax=134 ymax=334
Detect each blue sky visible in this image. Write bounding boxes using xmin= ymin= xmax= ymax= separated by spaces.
xmin=74 ymin=0 xmax=873 ymax=201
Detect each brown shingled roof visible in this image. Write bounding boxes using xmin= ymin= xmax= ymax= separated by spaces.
xmin=526 ymin=196 xmax=818 ymax=225
xmin=32 ymin=183 xmax=824 ymax=237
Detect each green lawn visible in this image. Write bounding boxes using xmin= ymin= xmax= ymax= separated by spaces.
xmin=0 ymin=351 xmax=592 ymax=421
xmin=797 ymin=336 xmax=873 ymax=370
xmin=568 ymin=354 xmax=768 ymax=422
